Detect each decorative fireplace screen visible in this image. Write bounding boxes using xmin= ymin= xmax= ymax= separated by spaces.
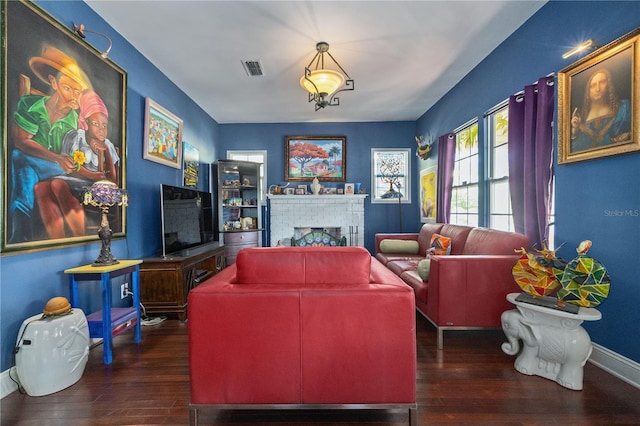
xmin=291 ymin=227 xmax=346 ymax=247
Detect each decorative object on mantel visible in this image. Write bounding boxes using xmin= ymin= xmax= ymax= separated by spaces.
xmin=300 ymin=42 xmax=354 ymax=111
xmin=557 ymin=240 xmax=610 ymax=308
xmin=83 ymin=180 xmax=128 ymax=266
xmin=310 ymin=177 xmax=321 ymax=195
xmin=268 ymin=182 xmax=289 ymax=195
xmin=344 ymin=183 xmax=355 ymax=195
xmin=415 ymin=134 xmax=434 ymax=160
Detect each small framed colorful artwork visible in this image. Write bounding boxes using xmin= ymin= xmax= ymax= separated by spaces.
xmin=143 ymin=97 xmax=183 ymax=169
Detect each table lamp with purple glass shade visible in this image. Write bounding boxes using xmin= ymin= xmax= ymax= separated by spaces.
xmin=83 ymin=180 xmax=128 ymax=266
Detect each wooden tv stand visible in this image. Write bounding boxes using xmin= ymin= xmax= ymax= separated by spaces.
xmin=140 ymin=242 xmax=225 ymax=321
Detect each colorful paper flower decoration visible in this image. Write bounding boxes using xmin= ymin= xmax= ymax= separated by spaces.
xmin=415 ymin=135 xmax=433 ymax=160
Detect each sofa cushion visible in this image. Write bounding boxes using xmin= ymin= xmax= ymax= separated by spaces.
xmin=461 ymin=228 xmax=530 ymax=255
xmin=375 ymin=253 xmax=423 ymax=267
xmin=400 ymin=270 xmax=428 ymax=304
xmin=379 ymin=239 xmax=419 ymax=254
xmin=235 ymin=246 xmax=371 ymax=285
xmin=438 ymin=224 xmax=473 ymax=254
xmin=417 ymin=223 xmax=444 ymax=255
xmin=386 ymin=259 xmax=421 ymax=276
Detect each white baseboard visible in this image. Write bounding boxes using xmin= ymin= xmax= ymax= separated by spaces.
xmin=2 ymin=342 xmax=638 ymax=399
xmin=1 ymin=367 xmax=19 ymax=399
xmin=589 ymin=343 xmax=640 ymax=389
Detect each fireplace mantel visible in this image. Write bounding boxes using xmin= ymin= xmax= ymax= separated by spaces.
xmin=267 ymin=194 xmax=367 ymax=247
xmin=267 ymin=194 xmax=369 ymax=203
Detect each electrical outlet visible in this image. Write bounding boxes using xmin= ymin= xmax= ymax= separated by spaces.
xmin=121 ymin=282 xmax=129 ymax=299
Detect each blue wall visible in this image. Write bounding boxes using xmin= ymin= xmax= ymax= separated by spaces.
xmin=416 ymin=1 xmax=640 ymax=362
xmin=219 ymin=122 xmax=421 ymax=250
xmin=0 ymin=0 xmax=220 ymax=372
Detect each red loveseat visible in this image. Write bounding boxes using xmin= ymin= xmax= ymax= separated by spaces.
xmin=375 ymin=223 xmax=530 ymax=349
xmin=188 ymin=246 xmax=417 ymax=425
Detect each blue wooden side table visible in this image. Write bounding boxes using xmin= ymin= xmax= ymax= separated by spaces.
xmin=65 ymin=260 xmax=143 ymax=364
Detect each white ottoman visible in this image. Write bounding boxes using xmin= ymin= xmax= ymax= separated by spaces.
xmin=15 ymin=309 xmax=90 ymax=396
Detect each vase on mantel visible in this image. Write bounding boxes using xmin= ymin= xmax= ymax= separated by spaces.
xmin=310 ymin=177 xmax=321 ymax=195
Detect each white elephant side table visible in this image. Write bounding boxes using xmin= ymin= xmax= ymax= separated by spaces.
xmin=501 ymin=292 xmax=601 ymax=390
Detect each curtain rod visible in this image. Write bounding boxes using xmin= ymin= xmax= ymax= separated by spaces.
xmin=513 ymin=73 xmax=556 ymax=102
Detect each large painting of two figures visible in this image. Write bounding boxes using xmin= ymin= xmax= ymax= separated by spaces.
xmin=1 ymin=0 xmax=127 ymax=254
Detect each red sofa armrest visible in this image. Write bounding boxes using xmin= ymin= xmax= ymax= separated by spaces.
xmin=426 ymin=255 xmax=521 ymax=327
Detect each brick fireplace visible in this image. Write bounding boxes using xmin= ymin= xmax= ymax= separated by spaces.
xmin=267 ymin=194 xmax=367 ymax=247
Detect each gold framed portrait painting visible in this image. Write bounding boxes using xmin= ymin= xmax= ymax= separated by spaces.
xmin=558 ymin=27 xmax=640 ymax=164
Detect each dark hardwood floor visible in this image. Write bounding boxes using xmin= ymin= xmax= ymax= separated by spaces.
xmin=2 ymin=315 xmax=639 ymax=425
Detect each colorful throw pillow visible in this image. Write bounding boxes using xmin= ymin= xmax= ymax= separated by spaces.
xmin=379 ymin=239 xmax=419 ymax=254
xmin=417 ymin=258 xmax=431 ymax=281
xmin=430 ymin=234 xmax=452 ymax=255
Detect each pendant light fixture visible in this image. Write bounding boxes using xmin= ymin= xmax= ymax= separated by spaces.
xmin=300 ymin=42 xmax=354 ymax=111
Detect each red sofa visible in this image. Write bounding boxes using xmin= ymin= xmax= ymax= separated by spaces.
xmin=375 ymin=223 xmax=530 ymax=349
xmin=188 ymin=246 xmax=417 ymax=425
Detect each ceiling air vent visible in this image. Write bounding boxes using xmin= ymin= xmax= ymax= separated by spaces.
xmin=242 ymin=60 xmax=264 ymax=77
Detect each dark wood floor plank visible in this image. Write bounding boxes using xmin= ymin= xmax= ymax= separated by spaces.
xmin=2 ymin=316 xmax=639 ymax=425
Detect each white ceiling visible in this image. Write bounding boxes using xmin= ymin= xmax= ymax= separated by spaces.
xmin=85 ymin=1 xmax=546 ymax=124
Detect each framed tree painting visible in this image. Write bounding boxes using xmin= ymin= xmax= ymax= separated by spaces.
xmin=1 ymin=0 xmax=127 ymax=254
xmin=371 ymin=148 xmax=411 ymax=204
xmin=143 ymin=97 xmax=183 ymax=169
xmin=558 ymin=27 xmax=640 ymax=164
xmin=285 ymin=136 xmax=346 ymax=182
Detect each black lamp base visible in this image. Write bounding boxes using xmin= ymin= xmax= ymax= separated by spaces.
xmin=91 ymin=208 xmax=119 ymax=267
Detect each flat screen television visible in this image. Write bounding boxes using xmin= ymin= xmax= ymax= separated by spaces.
xmin=160 ymin=184 xmax=216 ymax=257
